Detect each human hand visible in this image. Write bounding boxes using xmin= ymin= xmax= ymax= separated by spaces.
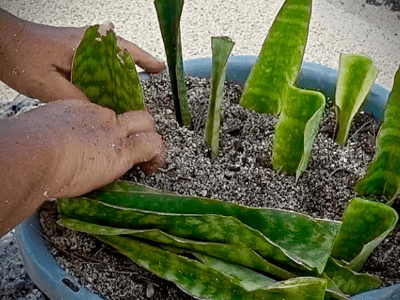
xmin=1 ymin=99 xmax=165 ymax=198
xmin=0 ymin=9 xmax=165 ymax=103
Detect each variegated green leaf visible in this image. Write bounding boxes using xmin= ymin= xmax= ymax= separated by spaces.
xmin=72 ymin=25 xmax=144 ymax=113
xmin=86 ymin=180 xmax=341 ymax=274
xmin=354 ymin=64 xmax=400 ymax=204
xmin=193 ymin=252 xmax=276 ymax=291
xmin=205 ymin=36 xmax=235 ymax=160
xmin=331 ymin=197 xmax=398 ymax=271
xmin=95 ymin=235 xmax=328 ymax=300
xmin=271 ymin=85 xmax=325 ymax=179
xmin=59 ymin=216 xmax=293 ymax=280
xmin=239 ymin=0 xmax=312 ymax=115
xmin=154 ymin=0 xmax=192 ymax=127
xmin=57 ymin=197 xmax=311 ymax=272
xmin=334 ymin=53 xmax=379 ymax=145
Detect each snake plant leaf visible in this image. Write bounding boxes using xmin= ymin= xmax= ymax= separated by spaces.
xmin=354 ymin=64 xmax=400 ymax=204
xmin=193 ymin=252 xmax=276 ymax=291
xmin=85 ymin=181 xmax=341 ymax=274
xmin=334 ymin=53 xmax=379 ymax=146
xmin=205 ymin=36 xmax=235 ymax=160
xmin=271 ymin=85 xmax=325 ymax=179
xmin=154 ymin=0 xmax=192 ymax=128
xmin=59 ymin=216 xmax=293 ymax=280
xmin=95 ymin=235 xmax=328 ymax=300
xmin=324 ymin=257 xmax=381 ymax=296
xmin=320 ymin=274 xmax=350 ymax=300
xmin=72 ymin=25 xmax=144 ymax=114
xmin=331 ymin=197 xmax=398 ymax=271
xmin=57 ymin=197 xmax=312 ymax=272
xmin=239 ymin=0 xmax=312 ymax=115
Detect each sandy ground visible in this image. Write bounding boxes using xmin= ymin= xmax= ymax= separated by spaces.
xmin=0 ymin=0 xmax=399 ymax=299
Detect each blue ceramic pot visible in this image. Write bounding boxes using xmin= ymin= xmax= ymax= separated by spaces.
xmin=15 ymin=55 xmax=400 ymax=300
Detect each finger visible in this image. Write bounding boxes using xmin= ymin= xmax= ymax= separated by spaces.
xmin=117 ymin=37 xmax=165 ymax=73
xmin=118 ymin=132 xmax=165 ymax=171
xmin=136 ymin=141 xmax=166 ymax=175
xmin=116 ymin=109 xmax=156 ymax=135
xmin=29 ymin=74 xmax=90 ymax=103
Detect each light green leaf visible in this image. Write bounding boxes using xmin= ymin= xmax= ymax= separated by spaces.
xmin=331 ymin=197 xmax=398 ymax=271
xmin=239 ymin=0 xmax=312 ymax=115
xmin=334 ymin=53 xmax=379 ymax=145
xmin=354 ymin=64 xmax=400 ymax=204
xmin=72 ymin=25 xmax=144 ymax=114
xmin=154 ymin=0 xmax=192 ymax=127
xmin=271 ymin=85 xmax=325 ymax=179
xmin=205 ymin=36 xmax=235 ymax=160
xmin=86 ymin=181 xmax=341 ymax=274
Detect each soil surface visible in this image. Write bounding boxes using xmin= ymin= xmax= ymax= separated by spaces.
xmin=39 ymin=74 xmax=400 ymax=300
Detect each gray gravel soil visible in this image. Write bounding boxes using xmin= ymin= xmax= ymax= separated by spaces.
xmin=36 ymin=74 xmax=400 ymax=300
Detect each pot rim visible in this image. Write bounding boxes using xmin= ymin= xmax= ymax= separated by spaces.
xmin=15 ymin=56 xmax=399 ymax=300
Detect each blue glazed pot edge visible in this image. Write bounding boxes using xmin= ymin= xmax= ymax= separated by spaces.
xmin=15 ymin=55 xmax=396 ymax=300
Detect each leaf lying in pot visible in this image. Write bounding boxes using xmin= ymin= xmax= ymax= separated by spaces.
xmin=58 ymin=197 xmax=311 ymax=272
xmin=354 ymin=64 xmax=400 ymax=204
xmin=205 ymin=36 xmax=235 ymax=160
xmin=239 ymin=0 xmax=312 ymax=115
xmin=86 ymin=180 xmax=341 ymax=274
xmin=72 ymin=25 xmax=144 ymax=114
xmin=334 ymin=53 xmax=379 ymax=146
xmin=331 ymin=197 xmax=398 ymax=271
xmin=94 ymin=235 xmax=328 ymax=300
xmin=59 ymin=216 xmax=294 ymax=280
xmin=154 ymin=0 xmax=192 ymax=128
xmin=192 ymin=252 xmax=277 ymax=291
xmin=271 ymin=85 xmax=325 ymax=179
xmin=60 ymin=217 xmax=327 ymax=299
xmin=324 ymin=257 xmax=381 ymax=296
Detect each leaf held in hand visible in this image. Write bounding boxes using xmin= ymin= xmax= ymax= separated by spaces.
xmin=354 ymin=64 xmax=400 ymax=204
xmin=72 ymin=25 xmax=144 ymax=114
xmin=239 ymin=0 xmax=313 ymax=115
xmin=154 ymin=0 xmax=192 ymax=128
xmin=205 ymin=36 xmax=235 ymax=160
xmin=334 ymin=53 xmax=379 ymax=145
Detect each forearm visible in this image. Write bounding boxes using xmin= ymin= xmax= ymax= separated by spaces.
xmin=0 ymin=118 xmax=55 ymax=235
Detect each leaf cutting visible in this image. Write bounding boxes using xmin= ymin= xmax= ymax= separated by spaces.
xmin=354 ymin=64 xmax=400 ymax=204
xmin=72 ymin=25 xmax=144 ymax=114
xmin=205 ymin=36 xmax=235 ymax=160
xmin=334 ymin=53 xmax=379 ymax=145
xmin=154 ymin=0 xmax=192 ymax=128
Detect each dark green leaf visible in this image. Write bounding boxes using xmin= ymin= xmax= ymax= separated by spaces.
xmin=85 ymin=181 xmax=341 ymax=274
xmin=95 ymin=235 xmax=328 ymax=300
xmin=59 ymin=216 xmax=293 ymax=279
xmin=205 ymin=36 xmax=235 ymax=160
xmin=154 ymin=0 xmax=192 ymax=127
xmin=354 ymin=64 xmax=400 ymax=204
xmin=72 ymin=25 xmax=144 ymax=113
